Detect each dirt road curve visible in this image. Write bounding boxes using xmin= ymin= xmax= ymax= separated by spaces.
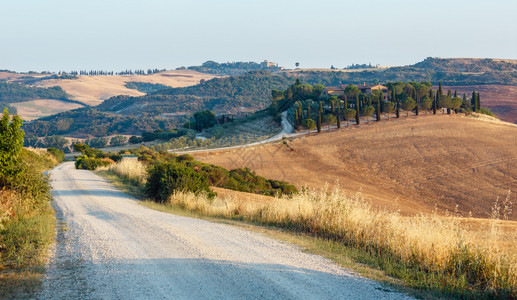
xmin=38 ymin=162 xmax=412 ymax=299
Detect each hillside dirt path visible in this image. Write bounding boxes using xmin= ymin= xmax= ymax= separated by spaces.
xmin=38 ymin=162 xmax=412 ymax=299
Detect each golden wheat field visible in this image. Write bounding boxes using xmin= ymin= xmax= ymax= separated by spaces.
xmin=195 ymin=114 xmax=517 ymax=221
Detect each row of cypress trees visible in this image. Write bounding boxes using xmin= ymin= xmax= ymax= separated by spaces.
xmin=291 ymin=81 xmax=483 ymax=131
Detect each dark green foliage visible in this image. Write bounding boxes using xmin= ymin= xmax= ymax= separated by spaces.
xmin=0 ymin=81 xmax=70 ymax=103
xmin=336 ymin=104 xmax=341 ymax=128
xmin=0 ymin=110 xmax=52 ymax=206
xmin=317 ymin=111 xmax=322 ymax=133
xmin=129 ymin=136 xmax=143 ymax=144
xmin=145 ymin=161 xmax=214 ymax=202
xmin=401 ymin=98 xmax=416 ymax=116
xmin=23 ymin=108 xmax=178 ymax=137
xmin=47 ymin=147 xmax=65 ymax=162
xmin=343 ymin=108 xmax=356 ymax=125
xmin=0 ymin=109 xmax=24 ymax=177
xmin=355 ymin=95 xmax=360 ymax=124
xmin=193 ymin=110 xmax=217 ymax=131
xmin=41 ymin=135 xmax=68 ymax=150
xmin=361 ymin=106 xmax=375 ymax=121
xmin=223 ymin=168 xmax=297 ymax=196
xmin=187 ymin=60 xmax=282 ymax=75
xmin=124 ymin=82 xmax=169 ymax=94
xmin=75 ymin=155 xmax=111 ymax=170
xmin=383 ymin=102 xmax=396 ymax=119
xmin=376 ymin=94 xmax=381 ymax=121
xmin=88 ymin=137 xmax=109 ymax=148
xmin=110 ymin=135 xmax=128 ymax=146
xmin=302 ymin=118 xmax=316 ymax=131
xmin=420 ymin=96 xmax=433 ymax=114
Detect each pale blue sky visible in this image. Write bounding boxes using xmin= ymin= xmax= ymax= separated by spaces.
xmin=1 ymin=0 xmax=516 ymax=72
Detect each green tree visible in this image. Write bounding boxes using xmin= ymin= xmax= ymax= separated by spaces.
xmin=323 ymin=114 xmax=336 ymax=128
xmin=110 ymin=135 xmax=128 ymax=146
xmin=361 ymin=106 xmax=375 ymax=122
xmin=42 ymin=135 xmax=68 ymax=150
xmin=383 ymin=102 xmax=395 ymax=119
xmin=401 ymin=97 xmax=416 ymax=116
xmin=343 ymin=108 xmax=356 ymax=126
xmin=419 ymin=96 xmax=433 ymax=114
xmin=193 ymin=110 xmax=217 ymax=131
xmin=317 ymin=111 xmax=322 ymax=133
xmin=344 ymin=84 xmax=360 ymax=99
xmin=306 ymin=100 xmax=312 ymax=120
xmin=476 ymin=92 xmax=481 ymax=112
xmin=438 ymin=95 xmax=452 ymax=114
xmin=0 ymin=109 xmax=24 ymax=177
xmin=376 ymin=94 xmax=381 ymax=121
xmin=129 ymin=136 xmax=143 ymax=144
xmin=336 ymin=103 xmax=341 ymax=129
xmin=451 ymin=96 xmax=463 ymax=113
xmin=471 ymin=90 xmax=476 ymax=111
xmin=355 ymin=95 xmax=361 ymax=125
xmin=302 ymin=118 xmax=316 ymax=131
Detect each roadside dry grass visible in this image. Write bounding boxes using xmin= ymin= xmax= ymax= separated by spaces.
xmin=100 ymin=159 xmax=517 ymax=298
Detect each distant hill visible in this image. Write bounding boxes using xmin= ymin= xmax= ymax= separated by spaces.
xmin=284 ymin=58 xmax=517 ymax=86
xmin=97 ymin=70 xmax=292 ymax=117
xmin=20 ymin=57 xmax=517 ymax=137
xmin=187 ymin=60 xmax=282 ymax=76
xmin=22 ymin=107 xmax=178 ymax=138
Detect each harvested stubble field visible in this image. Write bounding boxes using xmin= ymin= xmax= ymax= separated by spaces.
xmin=195 ymin=114 xmax=517 ymax=221
xmin=35 ymin=70 xmax=219 ymax=106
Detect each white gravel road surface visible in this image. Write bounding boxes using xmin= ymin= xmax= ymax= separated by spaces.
xmin=38 ymin=162 xmax=413 ymax=299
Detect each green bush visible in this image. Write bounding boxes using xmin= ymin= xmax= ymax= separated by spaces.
xmin=145 ymin=162 xmax=215 ymax=202
xmin=479 ymin=107 xmax=495 ymax=117
xmin=75 ymin=155 xmax=111 ymax=170
xmin=47 ymin=147 xmax=65 ymax=162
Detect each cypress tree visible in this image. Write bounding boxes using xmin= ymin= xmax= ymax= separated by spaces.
xmin=355 ymin=95 xmax=360 ymax=125
xmin=438 ymin=82 xmax=443 ymax=97
xmin=476 ymin=92 xmax=481 ymax=112
xmin=317 ymin=110 xmax=322 ymax=133
xmin=294 ymin=111 xmax=299 ymax=130
xmin=376 ymin=96 xmax=381 ymax=121
xmin=307 ymin=100 xmax=311 ymax=120
xmin=414 ymin=91 xmax=419 ymax=116
xmin=395 ymin=92 xmax=400 ymax=118
xmin=446 ymin=90 xmax=452 ymax=114
xmin=454 ymin=90 xmax=457 ymax=98
xmin=432 ymin=90 xmax=437 ymax=114
xmin=336 ymin=104 xmax=341 ymax=128
xmin=471 ymin=90 xmax=476 ymax=110
xmin=379 ymin=92 xmax=384 ymax=113
xmin=331 ymin=100 xmax=335 ymax=113
xmin=319 ymin=101 xmax=323 ymax=114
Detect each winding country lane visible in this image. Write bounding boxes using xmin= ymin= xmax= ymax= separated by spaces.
xmin=38 ymin=162 xmax=413 ymax=299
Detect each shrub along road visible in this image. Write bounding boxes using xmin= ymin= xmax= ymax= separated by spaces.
xmin=38 ymin=162 xmax=412 ymax=299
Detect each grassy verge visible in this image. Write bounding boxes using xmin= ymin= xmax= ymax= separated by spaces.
xmin=97 ymin=164 xmax=517 ymax=299
xmin=0 ymin=148 xmax=61 ymax=299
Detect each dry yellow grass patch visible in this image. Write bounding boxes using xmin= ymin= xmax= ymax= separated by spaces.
xmin=166 ymin=187 xmax=517 ymax=296
xmin=35 ymin=70 xmax=220 ymax=106
xmin=12 ymin=99 xmax=84 ymax=121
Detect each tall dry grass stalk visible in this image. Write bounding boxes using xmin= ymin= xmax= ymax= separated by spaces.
xmin=167 ymin=186 xmax=516 ymax=296
xmin=105 ymin=159 xmax=147 ymax=185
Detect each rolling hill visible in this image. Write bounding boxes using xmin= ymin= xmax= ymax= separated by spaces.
xmin=194 ymin=114 xmax=517 ymax=221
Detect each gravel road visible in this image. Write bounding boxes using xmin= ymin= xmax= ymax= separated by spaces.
xmin=38 ymin=162 xmax=413 ymax=299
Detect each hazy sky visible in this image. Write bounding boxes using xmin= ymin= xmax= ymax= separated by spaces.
xmin=1 ymin=0 xmax=516 ymax=72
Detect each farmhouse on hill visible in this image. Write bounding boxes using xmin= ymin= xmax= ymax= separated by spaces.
xmin=322 ymin=83 xmax=388 ymax=97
